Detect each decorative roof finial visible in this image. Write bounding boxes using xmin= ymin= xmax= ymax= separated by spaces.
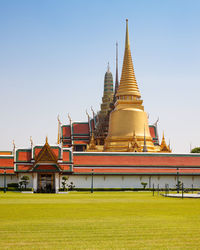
xmin=12 ymin=140 xmax=15 ymax=155
xmin=45 ymin=136 xmax=48 ymax=144
xmin=88 ymin=132 xmax=97 ymax=150
xmin=68 ymin=113 xmax=72 ymax=124
xmin=57 ymin=115 xmax=61 ymax=145
xmin=107 ymin=62 xmax=110 ymax=72
xmin=86 ymin=109 xmax=90 ymax=118
xmin=30 ymin=136 xmax=33 ymax=147
xmin=154 ymin=117 xmax=159 ymax=127
xmin=162 ymin=131 xmax=165 ymax=140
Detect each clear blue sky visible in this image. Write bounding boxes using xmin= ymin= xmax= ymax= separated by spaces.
xmin=0 ymin=0 xmax=200 ymax=152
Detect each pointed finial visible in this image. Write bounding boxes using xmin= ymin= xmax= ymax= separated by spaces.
xmin=154 ymin=117 xmax=159 ymax=127
xmin=107 ymin=62 xmax=110 ymax=72
xmin=45 ymin=136 xmax=48 ymax=144
xmin=88 ymin=132 xmax=97 ymax=150
xmin=30 ymin=136 xmax=33 ymax=147
xmin=68 ymin=113 xmax=72 ymax=124
xmin=125 ymin=19 xmax=130 ymax=49
xmin=57 ymin=115 xmax=61 ymax=145
xmin=57 ymin=115 xmax=60 ymax=123
xmin=86 ymin=109 xmax=90 ymax=118
xmin=116 ymin=19 xmax=141 ymax=98
xmin=91 ymin=106 xmax=95 ymax=120
xmin=91 ymin=106 xmax=95 ymax=115
xmin=91 ymin=132 xmax=95 ymax=141
xmin=12 ymin=139 xmax=15 ymax=152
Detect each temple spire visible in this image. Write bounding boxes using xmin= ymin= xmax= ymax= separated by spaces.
xmin=115 ymin=42 xmax=119 ymax=94
xmin=116 ymin=19 xmax=141 ymax=98
xmin=125 ymin=19 xmax=130 ymax=49
xmin=160 ymin=132 xmax=171 ymax=152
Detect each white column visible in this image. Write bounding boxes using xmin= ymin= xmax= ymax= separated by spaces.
xmin=33 ymin=173 xmax=37 ymax=192
xmin=55 ymin=173 xmax=59 ymax=193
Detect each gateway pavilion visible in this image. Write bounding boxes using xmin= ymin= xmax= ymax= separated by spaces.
xmin=1 ymin=20 xmax=200 ymax=192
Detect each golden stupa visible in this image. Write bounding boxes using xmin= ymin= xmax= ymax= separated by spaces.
xmin=104 ymin=19 xmax=156 ymax=152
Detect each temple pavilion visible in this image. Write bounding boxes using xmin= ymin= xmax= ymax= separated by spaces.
xmin=1 ymin=20 xmax=200 ymax=193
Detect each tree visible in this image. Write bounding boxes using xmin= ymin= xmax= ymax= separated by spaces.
xmin=62 ymin=176 xmax=69 ymax=191
xmin=191 ymin=147 xmax=200 ymax=153
xmin=67 ymin=182 xmax=75 ymax=191
xmin=176 ymin=180 xmax=182 ymax=191
xmin=18 ymin=181 xmax=23 ymax=190
xmin=141 ymin=182 xmax=147 ymax=189
xmin=20 ymin=176 xmax=29 ymax=190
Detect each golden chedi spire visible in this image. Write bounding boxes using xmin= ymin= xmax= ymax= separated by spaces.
xmin=117 ymin=19 xmax=141 ymax=98
xmin=87 ymin=132 xmax=98 ymax=151
xmin=104 ymin=20 xmax=155 ymax=152
xmin=160 ymin=132 xmax=171 ymax=152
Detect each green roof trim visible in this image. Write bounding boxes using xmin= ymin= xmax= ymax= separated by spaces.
xmin=32 ymin=164 xmax=61 ymax=172
xmin=0 ymin=167 xmax=14 ymax=169
xmin=0 ymin=156 xmax=13 ymax=159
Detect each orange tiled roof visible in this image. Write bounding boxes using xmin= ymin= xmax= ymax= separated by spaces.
xmin=72 ymin=123 xmax=89 ymax=134
xmin=73 ymin=153 xmax=200 ymax=167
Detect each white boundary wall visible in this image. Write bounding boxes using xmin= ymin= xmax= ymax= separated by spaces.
xmin=59 ymin=175 xmax=200 ymax=189
xmin=0 ymin=175 xmax=18 ymax=187
xmin=1 ymin=174 xmax=200 ymax=189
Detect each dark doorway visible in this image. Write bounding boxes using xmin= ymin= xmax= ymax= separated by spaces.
xmin=37 ymin=173 xmax=55 ymax=193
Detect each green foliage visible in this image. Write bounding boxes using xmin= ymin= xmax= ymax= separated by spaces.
xmin=67 ymin=181 xmax=75 ymax=191
xmin=176 ymin=180 xmax=182 ymax=190
xmin=141 ymin=182 xmax=148 ymax=189
xmin=191 ymin=147 xmax=200 ymax=153
xmin=7 ymin=183 xmax=18 ymax=188
xmin=19 ymin=176 xmax=30 ymax=190
xmin=61 ymin=176 xmax=69 ymax=191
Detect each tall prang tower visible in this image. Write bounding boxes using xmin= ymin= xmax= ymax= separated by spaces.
xmin=100 ymin=63 xmax=114 ymax=116
xmin=94 ymin=64 xmax=114 ymax=145
xmin=104 ymin=19 xmax=156 ymax=152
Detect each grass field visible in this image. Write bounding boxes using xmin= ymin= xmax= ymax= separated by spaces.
xmin=0 ymin=192 xmax=200 ymax=249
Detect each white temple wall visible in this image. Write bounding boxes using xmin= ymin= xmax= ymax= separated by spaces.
xmin=0 ymin=175 xmax=18 ymax=187
xmin=1 ymin=174 xmax=200 ymax=189
xmin=17 ymin=173 xmax=33 ymax=188
xmin=59 ymin=175 xmax=200 ymax=189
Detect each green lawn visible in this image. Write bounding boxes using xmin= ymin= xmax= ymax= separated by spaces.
xmin=0 ymin=192 xmax=200 ymax=249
